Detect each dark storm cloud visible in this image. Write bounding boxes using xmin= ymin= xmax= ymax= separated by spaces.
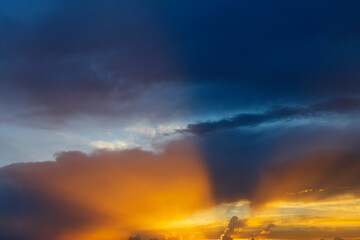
xmin=1 ymin=0 xmax=360 ymax=121
xmin=194 ymin=121 xmax=360 ymax=204
xmin=0 ymin=0 xmax=183 ymax=120
xmin=196 ymin=117 xmax=360 ymax=205
xmin=178 ymin=97 xmax=360 ymax=134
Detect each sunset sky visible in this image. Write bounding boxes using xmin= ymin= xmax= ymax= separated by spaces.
xmin=1 ymin=1 xmax=360 ymax=240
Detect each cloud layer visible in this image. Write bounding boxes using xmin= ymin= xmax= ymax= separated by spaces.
xmin=2 ymin=0 xmax=360 ymax=124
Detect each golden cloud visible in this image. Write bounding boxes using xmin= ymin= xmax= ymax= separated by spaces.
xmin=0 ymin=141 xmax=213 ymax=239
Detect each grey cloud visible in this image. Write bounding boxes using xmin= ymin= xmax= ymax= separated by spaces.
xmin=221 ymin=216 xmax=246 ymax=240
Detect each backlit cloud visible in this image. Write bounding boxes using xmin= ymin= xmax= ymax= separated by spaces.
xmin=0 ymin=141 xmax=212 ymax=239
xmin=252 ymin=149 xmax=360 ymax=206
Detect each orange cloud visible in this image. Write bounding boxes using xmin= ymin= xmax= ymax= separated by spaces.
xmin=252 ymin=149 xmax=360 ymax=206
xmin=0 ymin=141 xmax=213 ymax=239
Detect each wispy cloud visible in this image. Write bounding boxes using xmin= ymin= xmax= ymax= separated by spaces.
xmin=178 ymin=98 xmax=360 ymax=134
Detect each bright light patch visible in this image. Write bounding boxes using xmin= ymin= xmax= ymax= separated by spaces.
xmin=89 ymin=140 xmax=139 ymax=150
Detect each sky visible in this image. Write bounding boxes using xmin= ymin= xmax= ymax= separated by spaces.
xmin=1 ymin=0 xmax=360 ymax=239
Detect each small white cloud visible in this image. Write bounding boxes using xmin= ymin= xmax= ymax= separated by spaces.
xmin=124 ymin=123 xmax=185 ymax=138
xmin=89 ymin=140 xmax=138 ymax=150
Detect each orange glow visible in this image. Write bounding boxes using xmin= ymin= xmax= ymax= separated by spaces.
xmin=6 ymin=143 xmax=213 ymax=239
xmin=3 ymin=145 xmax=360 ymax=239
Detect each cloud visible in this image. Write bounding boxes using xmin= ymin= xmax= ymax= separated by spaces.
xmin=178 ymin=97 xmax=360 ymax=135
xmin=220 ymin=216 xmax=246 ymax=240
xmin=265 ymin=223 xmax=276 ymax=232
xmin=2 ymin=1 xmax=360 ymax=125
xmin=188 ymin=119 xmax=360 ymax=205
xmin=0 ymin=0 xmax=184 ymax=125
xmin=1 ymin=1 xmax=360 ymax=239
xmin=89 ymin=140 xmax=139 ymax=150
xmin=1 ymin=119 xmax=360 ymax=239
xmin=129 ymin=234 xmax=141 ymax=240
xmin=252 ymin=148 xmax=360 ymax=206
xmin=249 ymin=223 xmax=276 ymax=239
xmin=0 ymin=141 xmax=213 ymax=239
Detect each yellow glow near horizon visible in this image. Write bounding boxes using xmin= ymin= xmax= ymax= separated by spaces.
xmin=151 ymin=195 xmax=360 ymax=239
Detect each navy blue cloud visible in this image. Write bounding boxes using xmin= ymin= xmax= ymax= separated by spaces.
xmin=179 ymin=97 xmax=360 ymax=134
